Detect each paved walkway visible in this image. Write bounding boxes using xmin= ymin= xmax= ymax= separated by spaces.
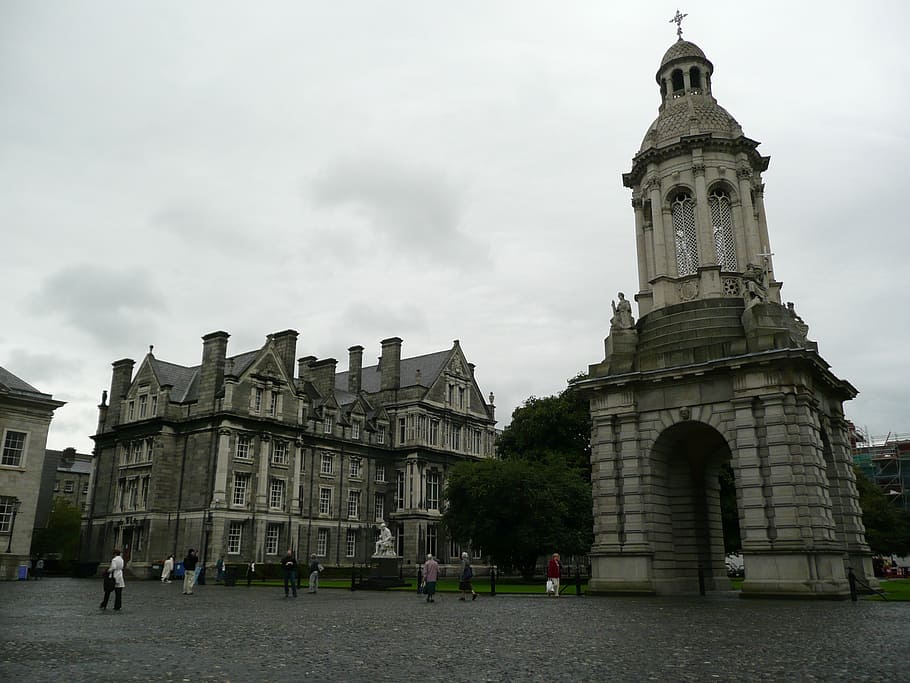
xmin=1 ymin=578 xmax=905 ymax=681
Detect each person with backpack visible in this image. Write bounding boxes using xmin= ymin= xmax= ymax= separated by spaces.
xmin=459 ymin=551 xmax=477 ymax=601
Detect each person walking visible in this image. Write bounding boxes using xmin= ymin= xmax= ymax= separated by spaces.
xmin=282 ymin=549 xmax=298 ymax=598
xmin=34 ymin=557 xmax=44 ymax=580
xmin=215 ymin=556 xmax=225 ymax=583
xmin=246 ymin=560 xmax=256 ymax=586
xmin=182 ymin=549 xmax=198 ymax=595
xmin=547 ymin=552 xmax=562 ymax=597
xmin=161 ymin=555 xmax=174 ymax=583
xmin=459 ymin=551 xmax=477 ymax=601
xmin=308 ymin=554 xmax=322 ymax=593
xmin=423 ymin=554 xmax=440 ymax=603
xmin=100 ymin=549 xmax=125 ymax=610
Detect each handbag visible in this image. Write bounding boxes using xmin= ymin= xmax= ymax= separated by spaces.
xmin=546 ymin=578 xmax=554 ymax=594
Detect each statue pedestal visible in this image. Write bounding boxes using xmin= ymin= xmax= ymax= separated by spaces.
xmin=361 ymin=556 xmax=406 ymax=590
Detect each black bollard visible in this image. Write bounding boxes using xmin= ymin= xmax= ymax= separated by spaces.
xmin=698 ymin=566 xmax=706 ymax=596
xmin=350 ymin=563 xmax=356 ymax=592
xmin=490 ymin=565 xmax=496 ymax=597
xmin=848 ymin=567 xmax=857 ymax=602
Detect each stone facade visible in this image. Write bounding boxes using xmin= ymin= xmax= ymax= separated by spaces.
xmin=573 ymin=37 xmax=873 ymax=598
xmin=0 ymin=367 xmax=65 ymax=579
xmin=85 ymin=332 xmax=496 ymax=576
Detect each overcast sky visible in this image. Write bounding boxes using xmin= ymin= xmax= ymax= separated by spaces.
xmin=2 ymin=1 xmax=907 ymax=454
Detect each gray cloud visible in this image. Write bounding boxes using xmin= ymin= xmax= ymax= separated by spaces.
xmin=150 ymin=201 xmax=259 ymax=252
xmin=30 ymin=266 xmax=166 ymax=347
xmin=2 ymin=349 xmax=80 ymax=387
xmin=310 ymin=157 xmax=488 ymax=266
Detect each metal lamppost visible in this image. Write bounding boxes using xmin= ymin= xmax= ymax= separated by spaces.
xmin=200 ymin=511 xmax=213 ymax=585
xmin=5 ymin=498 xmax=22 ymax=553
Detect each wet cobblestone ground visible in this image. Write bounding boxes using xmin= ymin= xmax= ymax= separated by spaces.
xmin=1 ymin=578 xmax=906 ymax=682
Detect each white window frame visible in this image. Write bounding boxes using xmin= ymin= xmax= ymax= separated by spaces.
xmin=346 ymin=529 xmax=356 ymax=558
xmin=63 ymin=480 xmax=75 ymax=494
xmin=227 ymin=521 xmax=243 ymax=554
xmin=232 ymin=472 xmax=250 ymax=507
xmin=151 ymin=394 xmax=158 ymax=416
xmin=253 ymin=387 xmax=263 ymax=413
xmin=376 ymin=426 xmax=385 ymax=445
xmin=271 ymin=440 xmax=289 ymax=466
xmin=236 ymin=435 xmax=251 ymax=460
xmin=316 ymin=528 xmax=328 ymax=557
xmin=319 ymin=487 xmax=332 ymax=516
xmin=374 ymin=493 xmax=385 ymax=521
xmin=269 ymin=478 xmax=285 ymax=510
xmin=349 ymin=458 xmax=361 ymax=479
xmin=0 ymin=496 xmax=18 ymax=533
xmin=138 ymin=393 xmax=148 ymax=418
xmin=1 ymin=430 xmax=28 ymax=468
xmin=320 ymin=453 xmax=334 ymax=475
xmin=323 ymin=415 xmax=334 ymax=434
xmin=265 ymin=523 xmax=280 ymax=555
xmin=374 ymin=463 xmax=386 ymax=483
xmin=427 ymin=525 xmax=438 ymax=558
xmin=347 ymin=490 xmax=360 ymax=519
xmin=426 ymin=471 xmax=440 ymax=511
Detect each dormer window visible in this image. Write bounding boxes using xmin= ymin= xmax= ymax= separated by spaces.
xmin=127 ymin=400 xmax=135 ymax=421
xmin=377 ymin=426 xmax=385 ymax=445
xmin=324 ymin=415 xmax=333 ymax=435
xmin=150 ymin=395 xmax=158 ymax=416
xmin=352 ymin=421 xmax=361 ymax=440
xmin=138 ymin=394 xmax=148 ymax=418
xmin=253 ymin=387 xmax=263 ymax=414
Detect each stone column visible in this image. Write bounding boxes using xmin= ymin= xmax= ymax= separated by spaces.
xmin=211 ymin=429 xmax=232 ymax=507
xmin=692 ymin=160 xmax=715 ymax=266
xmin=291 ymin=439 xmax=303 ymax=513
xmin=256 ymin=434 xmax=270 ymax=508
xmin=632 ymin=196 xmax=649 ymax=292
xmin=737 ymin=165 xmax=761 ymax=264
xmin=647 ymin=177 xmax=668 ymax=276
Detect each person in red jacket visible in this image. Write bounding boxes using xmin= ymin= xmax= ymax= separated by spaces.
xmin=546 ymin=553 xmax=562 ymax=597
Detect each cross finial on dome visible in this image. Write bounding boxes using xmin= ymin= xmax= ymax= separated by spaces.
xmin=670 ymin=9 xmax=687 ymax=40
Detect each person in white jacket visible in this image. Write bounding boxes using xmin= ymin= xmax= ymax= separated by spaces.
xmin=100 ymin=549 xmax=125 ymax=610
xmin=161 ymin=555 xmax=174 ymax=583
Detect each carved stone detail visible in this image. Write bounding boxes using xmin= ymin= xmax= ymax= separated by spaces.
xmin=678 ymin=280 xmax=699 ymax=301
xmin=691 ymin=163 xmax=706 ymax=177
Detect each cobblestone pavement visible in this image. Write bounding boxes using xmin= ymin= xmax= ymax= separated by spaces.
xmin=1 ymin=578 xmax=906 ymax=682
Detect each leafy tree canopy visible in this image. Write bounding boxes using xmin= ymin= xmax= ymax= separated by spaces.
xmin=497 ymin=382 xmax=591 ymax=476
xmin=443 ymin=457 xmax=593 ymax=579
xmin=32 ymin=496 xmax=82 ymax=561
xmin=854 ymin=467 xmax=910 ymax=557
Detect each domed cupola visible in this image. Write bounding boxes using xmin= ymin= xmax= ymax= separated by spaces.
xmin=623 ymin=22 xmax=775 ymax=319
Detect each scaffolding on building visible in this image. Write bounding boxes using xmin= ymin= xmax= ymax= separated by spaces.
xmin=851 ymin=426 xmax=910 ymax=512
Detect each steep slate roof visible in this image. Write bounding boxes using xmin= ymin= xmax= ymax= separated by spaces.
xmin=334 ymin=349 xmax=451 ymax=394
xmin=47 ymin=449 xmax=94 ymax=475
xmin=0 ymin=366 xmax=52 ymax=399
xmin=150 ymin=349 xmax=261 ymax=404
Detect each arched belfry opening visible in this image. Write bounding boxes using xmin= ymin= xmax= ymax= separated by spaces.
xmin=649 ymin=421 xmax=735 ymax=593
xmin=572 ymin=27 xmax=875 ymax=598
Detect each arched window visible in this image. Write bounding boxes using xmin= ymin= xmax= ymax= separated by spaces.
xmin=689 ymin=67 xmax=702 ymax=90
xmin=671 ymin=69 xmax=685 ymax=93
xmin=709 ymin=189 xmax=737 ymax=271
xmin=671 ymin=191 xmax=698 ymax=276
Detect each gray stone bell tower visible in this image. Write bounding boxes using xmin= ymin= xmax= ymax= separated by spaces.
xmin=573 ymin=32 xmax=874 ymax=598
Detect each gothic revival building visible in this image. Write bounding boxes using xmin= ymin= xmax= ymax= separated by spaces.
xmin=574 ymin=32 xmax=873 ymax=597
xmin=85 ymin=332 xmax=496 ymax=574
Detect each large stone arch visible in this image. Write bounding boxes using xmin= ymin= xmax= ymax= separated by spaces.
xmin=648 ymin=420 xmax=734 ymax=593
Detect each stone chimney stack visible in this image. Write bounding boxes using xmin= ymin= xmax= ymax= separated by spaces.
xmin=298 ymin=356 xmax=316 ymax=382
xmin=198 ymin=331 xmax=229 ymax=410
xmin=380 ymin=337 xmax=402 ymax=391
xmin=107 ymin=358 xmax=135 ymax=427
xmin=310 ymin=358 xmax=338 ymax=397
xmin=269 ymin=329 xmax=298 ymax=379
xmin=348 ymin=345 xmax=364 ymax=394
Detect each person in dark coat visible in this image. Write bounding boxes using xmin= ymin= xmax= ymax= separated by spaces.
xmin=459 ymin=551 xmax=477 ymax=601
xmin=182 ymin=549 xmax=198 ymax=595
xmin=282 ymin=549 xmax=298 ymax=598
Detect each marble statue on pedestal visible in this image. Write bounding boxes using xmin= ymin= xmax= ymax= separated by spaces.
xmin=373 ymin=522 xmax=395 ymax=557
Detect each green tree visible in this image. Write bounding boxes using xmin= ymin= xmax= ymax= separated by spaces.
xmin=32 ymin=496 xmax=82 ymax=562
xmin=497 ymin=382 xmax=592 ymax=477
xmin=442 ymin=458 xmax=593 ymax=578
xmin=854 ymin=467 xmax=910 ymax=556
